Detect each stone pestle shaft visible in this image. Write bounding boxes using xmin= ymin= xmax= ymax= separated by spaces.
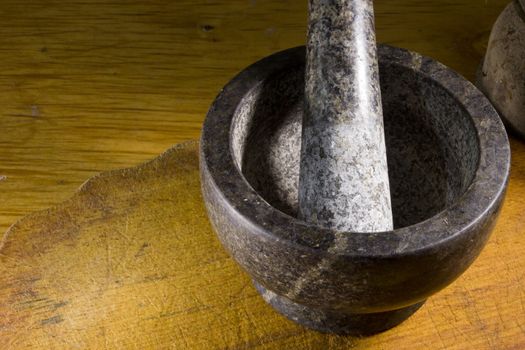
xmin=298 ymin=0 xmax=394 ymax=232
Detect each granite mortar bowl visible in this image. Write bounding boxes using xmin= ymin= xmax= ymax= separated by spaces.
xmin=200 ymin=45 xmax=510 ymax=335
xmin=477 ymin=0 xmax=525 ymax=138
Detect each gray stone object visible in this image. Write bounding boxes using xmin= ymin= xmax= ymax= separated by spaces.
xmin=300 ymin=0 xmax=393 ymax=232
xmin=478 ymin=0 xmax=525 ymax=138
xmin=200 ymin=45 xmax=510 ymax=335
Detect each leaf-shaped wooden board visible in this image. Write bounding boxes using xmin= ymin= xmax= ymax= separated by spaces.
xmin=0 ymin=140 xmax=524 ymax=349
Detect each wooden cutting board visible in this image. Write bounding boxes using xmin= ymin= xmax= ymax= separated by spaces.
xmin=0 ymin=141 xmax=524 ymax=349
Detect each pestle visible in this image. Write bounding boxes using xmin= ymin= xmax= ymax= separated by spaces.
xmin=299 ymin=0 xmax=393 ymax=232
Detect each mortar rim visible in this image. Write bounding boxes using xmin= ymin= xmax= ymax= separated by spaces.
xmin=200 ymin=45 xmax=510 ymax=258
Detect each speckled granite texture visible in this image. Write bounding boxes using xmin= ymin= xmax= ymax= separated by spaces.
xmin=200 ymin=45 xmax=510 ymax=334
xmin=300 ymin=0 xmax=393 ymax=232
xmin=478 ymin=0 xmax=525 ymax=138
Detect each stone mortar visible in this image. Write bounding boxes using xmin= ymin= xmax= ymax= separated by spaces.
xmin=200 ymin=45 xmax=510 ymax=335
xmin=477 ymin=0 xmax=525 ymax=138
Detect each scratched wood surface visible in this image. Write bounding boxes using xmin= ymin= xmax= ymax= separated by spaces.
xmin=0 ymin=0 xmax=524 ymax=349
xmin=0 ymin=141 xmax=524 ymax=349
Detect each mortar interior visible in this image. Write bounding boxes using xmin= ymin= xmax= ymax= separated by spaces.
xmin=231 ymin=62 xmax=480 ymax=230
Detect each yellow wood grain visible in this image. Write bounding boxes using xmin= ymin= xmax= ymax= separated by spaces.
xmin=0 ymin=141 xmax=524 ymax=349
xmin=0 ymin=0 xmax=524 ymax=348
xmin=0 ymin=0 xmax=510 ymax=233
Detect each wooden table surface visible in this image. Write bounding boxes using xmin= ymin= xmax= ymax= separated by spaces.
xmin=0 ymin=0 xmax=524 ymax=349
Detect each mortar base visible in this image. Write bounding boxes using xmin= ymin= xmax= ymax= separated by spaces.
xmin=254 ymin=282 xmax=425 ymax=336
